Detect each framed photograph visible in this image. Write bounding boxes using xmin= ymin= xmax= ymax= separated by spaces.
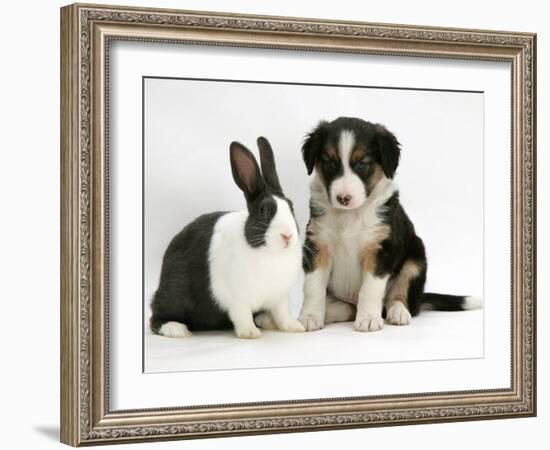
xmin=60 ymin=3 xmax=536 ymax=446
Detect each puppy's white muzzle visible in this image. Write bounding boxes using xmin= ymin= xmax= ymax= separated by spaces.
xmin=330 ymin=173 xmax=366 ymax=210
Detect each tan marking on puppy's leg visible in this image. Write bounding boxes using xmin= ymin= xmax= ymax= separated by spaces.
xmin=303 ymin=220 xmax=330 ymax=271
xmin=300 ymin=225 xmax=333 ymax=331
xmin=361 ymin=242 xmax=377 ymax=273
xmin=387 ymin=260 xmax=421 ymax=307
xmin=360 ymin=224 xmax=390 ymax=274
xmin=315 ymin=244 xmax=330 ymax=268
xmin=356 ymin=225 xmax=391 ymax=332
xmin=385 ymin=260 xmax=421 ymax=325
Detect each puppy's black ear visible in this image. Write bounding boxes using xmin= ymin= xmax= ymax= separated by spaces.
xmin=257 ymin=136 xmax=283 ymax=194
xmin=302 ymin=121 xmax=329 ymax=175
xmin=230 ymin=142 xmax=265 ymax=200
xmin=374 ymin=124 xmax=401 ymax=179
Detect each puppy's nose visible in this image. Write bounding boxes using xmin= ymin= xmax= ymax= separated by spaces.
xmin=336 ymin=194 xmax=352 ymax=206
xmin=281 ymin=233 xmax=292 ymax=245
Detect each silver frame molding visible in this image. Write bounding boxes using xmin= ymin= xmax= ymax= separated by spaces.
xmin=60 ymin=3 xmax=536 ymax=446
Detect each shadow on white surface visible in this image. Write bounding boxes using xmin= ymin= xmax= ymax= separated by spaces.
xmin=33 ymin=426 xmax=58 ymax=442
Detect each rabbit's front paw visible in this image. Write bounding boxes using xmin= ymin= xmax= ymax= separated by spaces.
xmin=235 ymin=326 xmax=262 ymax=339
xmin=157 ymin=321 xmax=192 ymax=338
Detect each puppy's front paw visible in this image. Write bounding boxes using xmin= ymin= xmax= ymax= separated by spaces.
xmin=386 ymin=302 xmax=411 ymax=325
xmin=254 ymin=312 xmax=277 ymax=330
xmin=354 ymin=316 xmax=384 ymax=332
xmin=298 ymin=314 xmax=325 ymax=331
xmin=279 ymin=319 xmax=306 ymax=333
xmin=235 ymin=326 xmax=262 ymax=339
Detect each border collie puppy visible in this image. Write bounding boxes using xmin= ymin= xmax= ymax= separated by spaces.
xmin=298 ymin=117 xmax=481 ymax=332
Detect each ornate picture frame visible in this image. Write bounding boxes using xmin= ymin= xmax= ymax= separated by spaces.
xmin=60 ymin=3 xmax=536 ymax=446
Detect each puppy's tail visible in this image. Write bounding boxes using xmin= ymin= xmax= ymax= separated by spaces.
xmin=421 ymin=293 xmax=482 ymax=312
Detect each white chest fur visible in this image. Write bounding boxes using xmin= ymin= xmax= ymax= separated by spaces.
xmin=310 ymin=174 xmax=397 ymax=301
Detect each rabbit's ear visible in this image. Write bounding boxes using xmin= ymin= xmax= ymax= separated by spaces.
xmin=257 ymin=137 xmax=282 ymax=194
xmin=230 ymin=142 xmax=265 ymax=199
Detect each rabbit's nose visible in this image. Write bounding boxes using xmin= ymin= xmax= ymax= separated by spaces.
xmin=281 ymin=233 xmax=292 ymax=246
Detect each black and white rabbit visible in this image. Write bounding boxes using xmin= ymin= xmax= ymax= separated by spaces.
xmin=150 ymin=137 xmax=305 ymax=339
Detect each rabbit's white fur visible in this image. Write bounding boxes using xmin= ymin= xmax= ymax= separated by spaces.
xmin=209 ymin=198 xmax=304 ymax=338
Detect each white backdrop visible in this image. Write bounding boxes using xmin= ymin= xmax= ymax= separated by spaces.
xmin=144 ymin=77 xmax=484 ymax=320
xmin=1 ymin=1 xmax=547 ymax=449
xmin=142 ymin=76 xmax=487 ymax=376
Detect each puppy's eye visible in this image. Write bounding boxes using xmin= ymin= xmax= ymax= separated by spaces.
xmin=354 ymin=160 xmax=368 ymax=172
xmin=324 ymin=159 xmax=338 ymax=170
